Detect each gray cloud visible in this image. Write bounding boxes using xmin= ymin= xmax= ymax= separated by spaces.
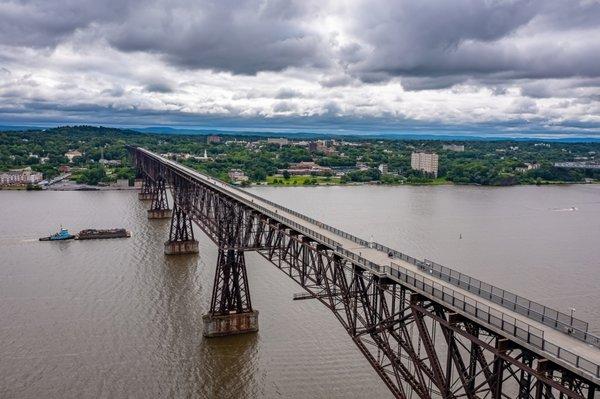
xmin=0 ymin=0 xmax=129 ymax=48
xmin=106 ymin=0 xmax=328 ymax=74
xmin=145 ymin=82 xmax=173 ymax=93
xmin=275 ymin=87 xmax=304 ymax=99
xmin=0 ymin=0 xmax=599 ymax=132
xmin=344 ymin=0 xmax=600 ymax=86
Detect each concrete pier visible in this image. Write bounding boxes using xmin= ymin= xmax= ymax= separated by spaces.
xmin=138 ymin=192 xmax=153 ymax=200
xmin=147 ymin=209 xmax=172 ymax=219
xmin=202 ymin=311 xmax=259 ymax=337
xmin=164 ymin=240 xmax=199 ymax=255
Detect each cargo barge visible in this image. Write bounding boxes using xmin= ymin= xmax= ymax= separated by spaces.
xmin=75 ymin=228 xmax=131 ymax=240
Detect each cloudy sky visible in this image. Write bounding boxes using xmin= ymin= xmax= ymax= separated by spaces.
xmin=1 ymin=0 xmax=600 ymax=136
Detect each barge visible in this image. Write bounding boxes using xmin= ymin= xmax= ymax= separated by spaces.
xmin=75 ymin=228 xmax=131 ymax=240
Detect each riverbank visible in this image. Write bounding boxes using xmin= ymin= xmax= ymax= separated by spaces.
xmin=44 ymin=180 xmax=138 ymax=191
xmin=7 ymin=176 xmax=596 ymax=192
xmin=257 ymin=178 xmax=598 ymax=188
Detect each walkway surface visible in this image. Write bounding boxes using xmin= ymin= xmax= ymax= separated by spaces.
xmin=143 ymin=148 xmax=600 ymax=383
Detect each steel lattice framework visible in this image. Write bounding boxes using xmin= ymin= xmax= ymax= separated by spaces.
xmin=129 ymin=146 xmax=598 ymax=399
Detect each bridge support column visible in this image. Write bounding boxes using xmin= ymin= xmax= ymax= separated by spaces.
xmin=148 ymin=177 xmax=172 ymax=219
xmin=203 ymin=248 xmax=258 ymax=337
xmin=138 ymin=175 xmax=154 ymax=200
xmin=164 ymin=204 xmax=198 ymax=254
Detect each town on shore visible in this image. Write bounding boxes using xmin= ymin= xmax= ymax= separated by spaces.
xmin=1 ymin=126 xmax=599 ymax=190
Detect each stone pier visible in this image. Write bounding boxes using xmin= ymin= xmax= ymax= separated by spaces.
xmin=138 ymin=192 xmax=153 ymax=200
xmin=148 ymin=208 xmax=172 ymax=219
xmin=202 ymin=311 xmax=259 ymax=337
xmin=164 ymin=239 xmax=199 ymax=255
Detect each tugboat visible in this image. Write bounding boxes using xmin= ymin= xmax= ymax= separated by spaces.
xmin=39 ymin=227 xmax=75 ymax=241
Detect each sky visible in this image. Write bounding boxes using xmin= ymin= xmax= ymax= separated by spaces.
xmin=1 ymin=0 xmax=600 ymax=137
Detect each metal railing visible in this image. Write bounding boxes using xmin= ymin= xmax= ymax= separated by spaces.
xmin=383 ymin=262 xmax=600 ymax=379
xmin=418 ymin=259 xmax=600 ymax=349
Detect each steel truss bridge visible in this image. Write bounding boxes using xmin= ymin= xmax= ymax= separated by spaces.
xmin=129 ymin=146 xmax=600 ymax=399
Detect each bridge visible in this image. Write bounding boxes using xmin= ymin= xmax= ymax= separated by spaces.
xmin=129 ymin=146 xmax=600 ymax=399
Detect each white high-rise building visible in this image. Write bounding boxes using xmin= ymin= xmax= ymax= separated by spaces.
xmin=411 ymin=152 xmax=439 ymax=177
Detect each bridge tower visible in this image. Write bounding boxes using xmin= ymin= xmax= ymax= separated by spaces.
xmin=164 ymin=177 xmax=199 ymax=254
xmin=202 ymin=197 xmax=258 ymax=337
xmin=147 ymin=176 xmax=172 ymax=219
xmin=138 ymin=175 xmax=154 ymax=201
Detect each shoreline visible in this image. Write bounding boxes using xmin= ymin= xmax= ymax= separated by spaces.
xmin=2 ymin=180 xmax=597 ymax=192
xmin=252 ymin=180 xmax=599 ymax=188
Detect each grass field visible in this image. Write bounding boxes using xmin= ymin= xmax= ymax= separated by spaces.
xmin=266 ymin=175 xmax=342 ymax=186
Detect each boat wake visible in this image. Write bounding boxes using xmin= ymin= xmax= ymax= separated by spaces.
xmin=552 ymin=206 xmax=578 ymax=212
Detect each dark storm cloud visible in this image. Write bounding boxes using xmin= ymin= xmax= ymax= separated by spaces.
xmin=1 ymin=0 xmax=598 ymax=84
xmin=106 ymin=0 xmax=329 ymax=74
xmin=345 ymin=0 xmax=600 ymax=85
xmin=0 ymin=0 xmax=129 ymax=48
xmin=0 ymin=0 xmax=327 ymax=74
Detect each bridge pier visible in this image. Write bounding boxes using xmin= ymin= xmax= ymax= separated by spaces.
xmin=148 ymin=177 xmax=172 ymax=219
xmin=203 ymin=248 xmax=258 ymax=337
xmin=138 ymin=175 xmax=154 ymax=200
xmin=164 ymin=204 xmax=198 ymax=255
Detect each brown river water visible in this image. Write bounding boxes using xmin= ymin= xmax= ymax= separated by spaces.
xmin=1 ymin=184 xmax=599 ymax=398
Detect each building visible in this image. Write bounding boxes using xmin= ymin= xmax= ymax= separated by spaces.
xmin=442 ymin=144 xmax=465 ymax=152
xmin=282 ymin=161 xmax=332 ymax=176
xmin=228 ymin=169 xmax=249 ymax=183
xmin=207 ymin=135 xmax=221 ymax=144
xmin=194 ymin=149 xmax=210 ymax=161
xmin=356 ymin=162 xmax=369 ymax=171
xmin=554 ymin=162 xmax=600 ymax=170
xmin=411 ymin=152 xmax=439 ymax=177
xmin=0 ymin=167 xmax=43 ymax=186
xmin=58 ymin=165 xmax=71 ymax=173
xmin=515 ymin=163 xmax=540 ymax=173
xmin=308 ymin=140 xmax=329 ymax=153
xmin=65 ymin=150 xmax=82 ymax=162
xmin=99 ymin=159 xmax=121 ymax=167
xmin=267 ymin=138 xmax=289 ymax=146
xmin=378 ymin=164 xmax=389 ymax=174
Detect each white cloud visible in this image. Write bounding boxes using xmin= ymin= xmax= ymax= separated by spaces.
xmin=0 ymin=0 xmax=598 ymax=134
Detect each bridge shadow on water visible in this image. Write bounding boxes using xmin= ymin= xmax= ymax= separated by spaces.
xmin=157 ymin=234 xmax=263 ymax=398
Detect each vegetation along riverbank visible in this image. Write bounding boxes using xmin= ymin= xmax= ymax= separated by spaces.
xmin=1 ymin=126 xmax=599 ymax=190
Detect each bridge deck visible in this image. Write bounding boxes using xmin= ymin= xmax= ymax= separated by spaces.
xmin=143 ymin=148 xmax=600 ymax=383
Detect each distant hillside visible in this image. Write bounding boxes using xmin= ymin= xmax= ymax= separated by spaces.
xmin=1 ymin=124 xmax=599 ymax=143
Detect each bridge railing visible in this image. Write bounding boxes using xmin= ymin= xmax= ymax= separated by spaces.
xmin=372 ymin=236 xmax=599 ymax=346
xmin=386 ymin=262 xmax=600 ymax=379
xmin=419 ymin=259 xmax=600 ymax=349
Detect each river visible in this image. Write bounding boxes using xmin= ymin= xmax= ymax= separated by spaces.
xmin=1 ymin=185 xmax=599 ymax=398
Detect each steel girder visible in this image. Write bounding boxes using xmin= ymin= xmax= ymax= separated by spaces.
xmin=140 ymin=174 xmax=154 ymax=195
xmin=129 ymin=148 xmax=598 ymax=399
xmin=168 ymin=175 xmax=195 ymax=243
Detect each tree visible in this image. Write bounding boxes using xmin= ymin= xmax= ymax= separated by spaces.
xmin=283 ymin=170 xmax=290 ymax=179
xmin=76 ymin=165 xmax=106 ymax=185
